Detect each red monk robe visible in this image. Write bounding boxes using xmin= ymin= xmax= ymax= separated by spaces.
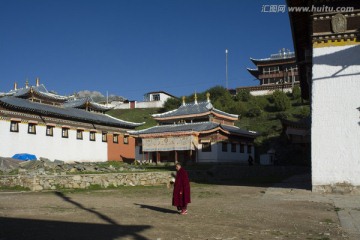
xmin=172 ymin=163 xmax=191 ymax=214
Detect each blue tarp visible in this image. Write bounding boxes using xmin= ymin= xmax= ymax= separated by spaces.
xmin=12 ymin=153 xmax=37 ymax=161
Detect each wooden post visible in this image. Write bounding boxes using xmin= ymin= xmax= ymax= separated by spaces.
xmin=175 ymin=150 xmax=178 ymax=164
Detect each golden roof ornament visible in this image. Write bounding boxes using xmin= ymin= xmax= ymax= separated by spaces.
xmin=206 ymin=92 xmax=210 ymax=103
xmin=182 ymin=96 xmax=186 ymax=106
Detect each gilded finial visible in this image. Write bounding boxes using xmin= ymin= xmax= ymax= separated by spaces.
xmin=14 ymin=82 xmax=18 ymax=90
xmin=206 ymin=92 xmax=210 ymax=103
xmin=194 ymin=92 xmax=198 ymax=104
xmin=182 ymin=96 xmax=186 ymax=106
xmin=36 ymin=77 xmax=40 ymax=87
xmin=25 ymin=79 xmax=29 ymax=88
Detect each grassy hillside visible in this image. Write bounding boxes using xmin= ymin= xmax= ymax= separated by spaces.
xmin=107 ymin=108 xmax=160 ymax=130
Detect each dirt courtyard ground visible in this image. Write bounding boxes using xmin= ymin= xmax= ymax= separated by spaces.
xmin=0 ymin=179 xmax=355 ymax=240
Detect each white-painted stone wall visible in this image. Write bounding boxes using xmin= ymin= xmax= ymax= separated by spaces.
xmin=250 ymin=87 xmax=292 ymax=96
xmin=0 ymin=121 xmax=107 ymax=162
xmin=312 ymin=45 xmax=360 ymax=191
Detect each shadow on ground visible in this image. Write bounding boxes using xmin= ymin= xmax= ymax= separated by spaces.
xmin=0 ymin=217 xmax=151 ymax=240
xmin=134 ymin=203 xmax=178 ymax=214
xmin=0 ymin=191 xmax=152 ymax=240
xmin=187 ymin=165 xmax=312 ymax=190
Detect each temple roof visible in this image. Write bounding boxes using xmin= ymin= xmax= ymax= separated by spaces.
xmin=2 ymin=84 xmax=69 ymax=102
xmin=249 ymin=50 xmax=296 ymax=66
xmin=152 ymin=101 xmax=238 ymax=120
xmin=63 ymin=97 xmax=113 ymax=111
xmin=0 ymin=97 xmax=143 ymax=128
xmin=246 ymin=68 xmax=260 ymax=78
xmin=129 ymin=121 xmax=257 ymax=137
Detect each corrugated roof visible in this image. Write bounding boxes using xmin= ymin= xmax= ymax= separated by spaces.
xmin=0 ymin=97 xmax=143 ymax=128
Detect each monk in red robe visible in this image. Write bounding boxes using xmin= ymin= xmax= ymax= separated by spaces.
xmin=172 ymin=163 xmax=191 ymax=215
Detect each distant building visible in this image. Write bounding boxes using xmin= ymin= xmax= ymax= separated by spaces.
xmin=0 ymin=79 xmax=143 ymax=162
xmin=288 ymin=0 xmax=360 ymax=193
xmin=240 ymin=49 xmax=300 ymax=96
xmin=112 ymin=91 xmax=176 ymax=109
xmin=130 ymin=93 xmax=258 ymax=164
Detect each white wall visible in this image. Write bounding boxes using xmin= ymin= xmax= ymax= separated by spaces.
xmin=0 ymin=122 xmax=108 ymax=162
xmin=197 ymin=142 xmax=218 ymax=163
xmin=134 ymin=142 xmax=253 ymax=164
xmin=250 ymin=87 xmax=293 ymax=96
xmin=312 ymin=45 xmax=360 ymax=188
xmin=197 ymin=142 xmax=252 ymax=163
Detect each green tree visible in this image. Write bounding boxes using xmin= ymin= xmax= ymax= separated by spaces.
xmin=236 ymin=89 xmax=251 ymax=102
xmin=272 ymin=90 xmax=291 ymax=111
xmin=162 ymin=97 xmax=181 ymax=112
xmin=292 ymin=86 xmax=301 ymax=100
xmin=246 ymin=107 xmax=262 ymax=118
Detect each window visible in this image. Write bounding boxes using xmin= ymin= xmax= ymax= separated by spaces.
xmin=123 ymin=135 xmax=129 ymax=144
xmin=113 ymin=134 xmax=118 ymax=143
xmin=102 ymin=132 xmax=107 ymax=142
xmin=28 ymin=123 xmax=36 ymax=134
xmin=247 ymin=145 xmax=252 ymax=154
xmin=202 ymin=142 xmax=212 ymax=152
xmin=10 ymin=121 xmax=19 ymax=132
xmin=46 ymin=126 xmax=54 ymax=136
xmin=62 ymin=128 xmax=69 ymax=138
xmin=90 ymin=131 xmax=96 ymax=141
xmin=139 ymin=146 xmax=143 ymax=154
xmin=222 ymin=142 xmax=228 ymax=152
xmin=240 ymin=144 xmax=245 ymax=153
xmin=77 ymin=130 xmax=83 ymax=140
xmin=231 ymin=143 xmax=236 ymax=152
xmin=152 ymin=94 xmax=160 ymax=101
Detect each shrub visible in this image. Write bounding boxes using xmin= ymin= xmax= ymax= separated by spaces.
xmin=276 ymin=112 xmax=289 ymax=120
xmin=246 ymin=107 xmax=262 ymax=118
xmin=272 ymin=90 xmax=291 ymax=111
xmin=292 ymin=86 xmax=301 ymax=100
xmin=236 ymin=89 xmax=251 ymax=102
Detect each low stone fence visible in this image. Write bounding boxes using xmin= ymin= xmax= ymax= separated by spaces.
xmin=0 ymin=172 xmax=173 ymax=191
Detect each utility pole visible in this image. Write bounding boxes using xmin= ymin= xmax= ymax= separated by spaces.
xmin=225 ymin=49 xmax=228 ymax=89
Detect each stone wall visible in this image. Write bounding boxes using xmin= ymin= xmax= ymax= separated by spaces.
xmin=0 ymin=172 xmax=173 ymax=191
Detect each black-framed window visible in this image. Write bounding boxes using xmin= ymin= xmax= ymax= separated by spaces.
xmin=247 ymin=145 xmax=252 ymax=154
xmin=90 ymin=131 xmax=96 ymax=141
xmin=77 ymin=130 xmax=83 ymax=140
xmin=28 ymin=123 xmax=36 ymax=134
xmin=202 ymin=142 xmax=211 ymax=152
xmin=62 ymin=128 xmax=69 ymax=138
xmin=222 ymin=142 xmax=228 ymax=152
xmin=113 ymin=134 xmax=118 ymax=143
xmin=102 ymin=132 xmax=107 ymax=142
xmin=46 ymin=126 xmax=54 ymax=136
xmin=139 ymin=146 xmax=143 ymax=154
xmin=10 ymin=121 xmax=19 ymax=132
xmin=123 ymin=135 xmax=129 ymax=144
xmin=231 ymin=143 xmax=236 ymax=152
xmin=240 ymin=144 xmax=245 ymax=153
xmin=153 ymin=94 xmax=160 ymax=101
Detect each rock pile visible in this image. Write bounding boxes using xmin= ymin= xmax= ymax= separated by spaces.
xmin=0 ymin=157 xmax=145 ymax=176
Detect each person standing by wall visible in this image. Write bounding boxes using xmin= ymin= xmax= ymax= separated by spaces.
xmin=172 ymin=162 xmax=191 ymax=215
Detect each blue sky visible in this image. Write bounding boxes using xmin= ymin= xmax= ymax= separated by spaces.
xmin=0 ymin=0 xmax=292 ymax=100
